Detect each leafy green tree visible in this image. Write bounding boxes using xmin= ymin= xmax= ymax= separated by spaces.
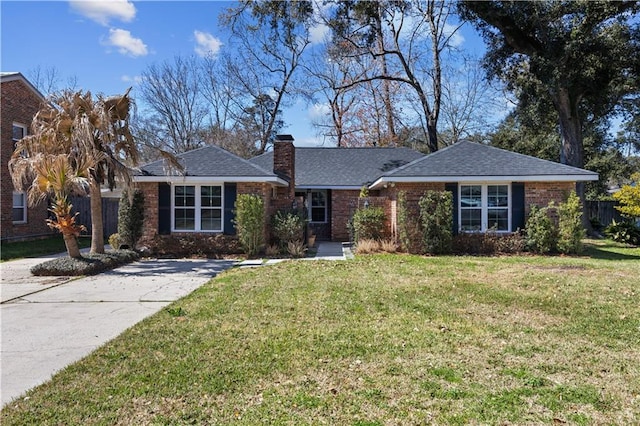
xmin=459 ymin=1 xmax=640 ymax=200
xmin=117 ymin=189 xmax=145 ymax=249
xmin=233 ymin=194 xmax=265 ymax=256
xmin=557 ymin=191 xmax=586 ymax=254
xmin=613 ymin=173 xmax=640 ymax=219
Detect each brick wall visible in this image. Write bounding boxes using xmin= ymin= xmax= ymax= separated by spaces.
xmin=330 ymin=190 xmax=359 ymax=241
xmin=273 ymin=138 xmax=295 ymax=201
xmin=138 ymin=182 xmax=159 ymax=244
xmin=525 ymin=181 xmax=575 ymax=216
xmin=1 ymin=78 xmax=52 ymax=241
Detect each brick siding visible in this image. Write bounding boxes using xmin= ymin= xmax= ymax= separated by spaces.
xmin=1 ymin=78 xmax=53 ymax=241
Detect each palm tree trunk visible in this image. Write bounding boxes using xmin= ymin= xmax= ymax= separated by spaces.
xmin=89 ymin=180 xmax=105 ymax=253
xmin=63 ymin=232 xmax=82 ymax=259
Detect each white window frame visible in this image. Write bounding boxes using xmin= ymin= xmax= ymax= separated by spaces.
xmin=171 ymin=184 xmax=224 ymax=232
xmin=309 ymin=190 xmax=328 ymax=223
xmin=459 ymin=183 xmax=511 ymax=233
xmin=12 ymin=122 xmax=27 ymax=157
xmin=12 ymin=191 xmax=27 ymax=224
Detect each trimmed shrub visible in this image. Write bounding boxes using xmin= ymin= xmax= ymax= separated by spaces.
xmin=419 ymin=190 xmax=453 ymax=254
xmin=351 ymin=207 xmax=386 ymax=243
xmin=526 ymin=204 xmax=557 ymax=254
xmin=557 ymin=191 xmax=586 ymax=254
xmin=272 ymin=209 xmax=306 ymax=248
xmin=31 ymin=250 xmax=139 ymax=276
xmin=605 ymin=220 xmax=640 ymax=246
xmin=233 ymin=194 xmax=265 ymax=256
xmin=118 ymin=189 xmax=145 ymax=249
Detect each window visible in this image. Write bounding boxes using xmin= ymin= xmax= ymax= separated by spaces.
xmin=459 ymin=184 xmax=510 ymax=232
xmin=173 ymin=185 xmax=223 ymax=232
xmin=200 ymin=186 xmax=222 ymax=231
xmin=12 ymin=123 xmax=27 ymax=154
xmin=310 ymin=190 xmax=327 ymax=223
xmin=12 ymin=192 xmax=27 ymax=223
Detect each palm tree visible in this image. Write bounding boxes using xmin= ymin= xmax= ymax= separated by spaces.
xmin=9 ymin=134 xmax=102 ymax=258
xmin=12 ymin=89 xmax=140 ymax=254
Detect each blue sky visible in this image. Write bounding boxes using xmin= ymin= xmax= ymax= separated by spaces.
xmin=2 ymin=1 xmax=488 ymax=147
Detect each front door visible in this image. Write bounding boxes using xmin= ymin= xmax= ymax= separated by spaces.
xmin=297 ymin=190 xmax=331 ymax=241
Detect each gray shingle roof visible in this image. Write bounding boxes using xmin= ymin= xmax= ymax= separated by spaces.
xmin=138 ymin=145 xmax=277 ymax=178
xmin=383 ymin=141 xmax=598 ymax=179
xmin=250 ymin=147 xmax=425 ymax=188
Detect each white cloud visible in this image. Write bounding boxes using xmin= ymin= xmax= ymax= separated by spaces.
xmin=69 ymin=0 xmax=136 ymax=26
xmin=105 ymin=28 xmax=148 ymax=57
xmin=121 ymin=74 xmax=142 ymax=84
xmin=194 ymin=30 xmax=222 ymax=57
xmin=308 ymin=103 xmax=330 ymax=120
xmin=443 ymin=23 xmax=465 ymax=48
xmin=309 ymin=23 xmax=330 ymax=45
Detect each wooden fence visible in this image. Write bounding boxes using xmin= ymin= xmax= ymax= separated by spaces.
xmin=585 ymin=200 xmax=622 ymax=228
xmin=69 ymin=197 xmax=120 ymax=237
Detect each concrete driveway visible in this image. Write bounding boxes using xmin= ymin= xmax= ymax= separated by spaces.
xmin=0 ymin=256 xmax=235 ymax=407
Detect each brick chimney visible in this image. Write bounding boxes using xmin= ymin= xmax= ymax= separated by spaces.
xmin=273 ymin=134 xmax=296 ymax=201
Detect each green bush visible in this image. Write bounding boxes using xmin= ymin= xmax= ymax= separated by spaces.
xmin=233 ymin=194 xmax=265 ymax=256
xmin=557 ymin=191 xmax=586 ymax=254
xmin=351 ymin=207 xmax=386 ymax=243
xmin=272 ymin=209 xmax=306 ymax=248
xmin=419 ymin=190 xmax=453 ymax=254
xmin=526 ymin=204 xmax=557 ymax=254
xmin=605 ymin=220 xmax=640 ymax=246
xmin=31 ymin=250 xmax=139 ymax=276
xmin=118 ymin=189 xmax=145 ymax=249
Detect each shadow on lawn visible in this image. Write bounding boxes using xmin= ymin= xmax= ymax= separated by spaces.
xmin=583 ymin=241 xmax=640 ymax=261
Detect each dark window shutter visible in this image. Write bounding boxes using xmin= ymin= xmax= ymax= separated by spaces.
xmin=511 ymin=182 xmax=525 ymax=231
xmin=158 ymin=183 xmax=171 ymax=235
xmin=224 ymin=183 xmax=237 ymax=235
xmin=445 ymin=183 xmax=458 ymax=235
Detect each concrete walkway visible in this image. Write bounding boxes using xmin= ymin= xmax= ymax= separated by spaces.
xmin=0 ymin=257 xmax=235 ymax=407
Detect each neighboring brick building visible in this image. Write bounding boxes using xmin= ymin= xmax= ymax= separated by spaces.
xmin=133 ymin=136 xmax=598 ymax=251
xmin=1 ymin=72 xmax=52 ymax=242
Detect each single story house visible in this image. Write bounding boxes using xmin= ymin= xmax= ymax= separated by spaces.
xmin=133 ymin=135 xmax=598 ymax=248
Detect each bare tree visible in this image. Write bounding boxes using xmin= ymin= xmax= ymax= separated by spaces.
xmin=222 ymin=1 xmax=313 ymax=153
xmin=27 ymin=65 xmax=77 ymax=96
xmin=320 ymin=0 xmax=463 ymax=152
xmin=438 ymin=57 xmax=501 ymax=145
xmin=138 ymin=55 xmax=207 ymax=154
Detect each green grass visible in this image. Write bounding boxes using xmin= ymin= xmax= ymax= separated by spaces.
xmin=2 ymin=241 xmax=639 ymax=425
xmin=0 ymin=236 xmax=91 ymax=262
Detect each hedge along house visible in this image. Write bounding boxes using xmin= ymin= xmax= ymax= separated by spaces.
xmin=133 ymin=135 xmax=598 ymax=250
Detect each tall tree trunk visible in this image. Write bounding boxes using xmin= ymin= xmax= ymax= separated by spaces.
xmin=63 ymin=232 xmax=82 ymax=259
xmin=554 ymin=88 xmax=592 ymax=232
xmin=89 ymin=179 xmax=105 ymax=253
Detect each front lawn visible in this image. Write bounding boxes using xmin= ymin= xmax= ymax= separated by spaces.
xmin=2 ymin=242 xmax=639 ymax=425
xmin=0 ymin=236 xmax=91 ymax=262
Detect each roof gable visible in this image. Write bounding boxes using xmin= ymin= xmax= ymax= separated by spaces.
xmin=384 ymin=141 xmax=599 ymax=179
xmin=138 ymin=145 xmax=278 ymax=178
xmin=1 ymin=72 xmax=45 ymax=101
